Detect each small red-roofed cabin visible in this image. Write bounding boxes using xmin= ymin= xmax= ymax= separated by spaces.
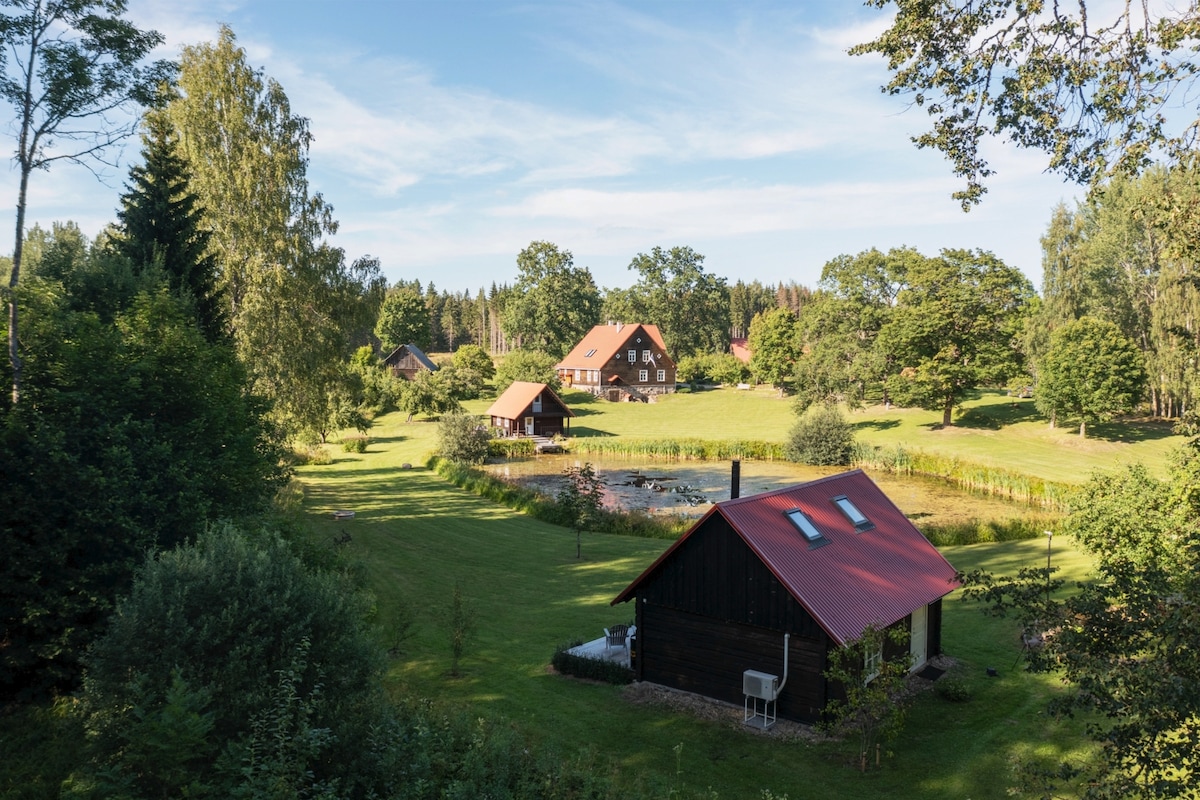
xmin=485 ymin=381 xmax=574 ymax=438
xmin=611 ymin=470 xmax=960 ymax=722
xmin=557 ymin=322 xmax=676 ymax=402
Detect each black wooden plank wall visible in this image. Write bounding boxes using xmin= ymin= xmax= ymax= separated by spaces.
xmin=639 ymin=603 xmax=828 ymax=722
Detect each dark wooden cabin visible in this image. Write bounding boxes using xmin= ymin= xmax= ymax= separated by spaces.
xmin=383 ymin=343 xmax=438 ymax=380
xmin=556 ymin=322 xmax=676 ymax=401
xmin=485 ymin=381 xmax=574 ymax=437
xmin=612 ymin=470 xmax=960 ymax=722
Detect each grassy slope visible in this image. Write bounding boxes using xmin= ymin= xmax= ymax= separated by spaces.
xmin=467 ymin=386 xmax=1180 ymax=482
xmin=298 ymin=404 xmax=1102 ymax=799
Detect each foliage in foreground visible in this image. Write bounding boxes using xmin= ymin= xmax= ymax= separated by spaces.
xmin=958 ymin=447 xmax=1200 ymax=798
xmin=820 ymin=624 xmax=913 ymax=772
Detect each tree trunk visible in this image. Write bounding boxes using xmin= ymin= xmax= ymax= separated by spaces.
xmin=1079 ymin=419 xmax=1087 ymax=438
xmin=8 ymin=166 xmax=29 ymax=405
xmin=942 ymin=398 xmax=954 ymax=428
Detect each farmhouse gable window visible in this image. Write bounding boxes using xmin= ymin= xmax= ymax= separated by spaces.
xmin=638 ymin=369 xmax=648 ymax=382
xmin=628 ymin=349 xmax=637 ymax=362
xmin=657 ymin=369 xmax=666 ymax=382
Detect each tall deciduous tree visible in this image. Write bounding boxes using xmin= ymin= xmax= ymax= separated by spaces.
xmin=622 ymin=246 xmax=730 ymax=361
xmin=164 ymin=26 xmax=384 ymax=439
xmin=747 ymin=306 xmax=799 ymax=394
xmin=375 ymin=285 xmax=431 ymax=352
xmin=112 ymin=111 xmax=226 ymax=342
xmin=1036 ymin=316 xmax=1145 ymax=437
xmin=501 ymin=241 xmax=601 ymax=358
xmin=1 ymin=0 xmax=173 ymax=403
xmin=852 ymin=2 xmax=1200 ymax=207
xmin=881 ymin=249 xmax=1033 ymax=427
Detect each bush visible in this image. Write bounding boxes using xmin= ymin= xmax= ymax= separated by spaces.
xmin=76 ymin=524 xmax=396 ymax=798
xmin=437 ymin=411 xmax=491 ymax=465
xmin=785 ymin=403 xmax=855 ymax=465
xmin=936 ymin=675 xmax=972 ymax=702
xmin=551 ymin=642 xmax=634 ymax=684
xmin=494 ymin=350 xmax=560 ymax=394
xmin=341 ymin=435 xmax=369 ymax=453
xmin=488 ymin=437 xmax=536 ymax=457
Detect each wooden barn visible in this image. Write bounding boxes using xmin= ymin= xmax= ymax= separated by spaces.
xmin=556 ymin=322 xmax=676 ymax=401
xmin=485 ymin=381 xmax=574 ymax=438
xmin=383 ymin=343 xmax=438 ymax=380
xmin=612 ymin=470 xmax=960 ymax=722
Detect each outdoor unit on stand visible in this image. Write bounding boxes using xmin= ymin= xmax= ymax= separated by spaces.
xmin=743 ymin=634 xmax=790 ymax=730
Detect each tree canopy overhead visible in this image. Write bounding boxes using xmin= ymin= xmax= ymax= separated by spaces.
xmin=852 ymin=1 xmax=1200 ymax=207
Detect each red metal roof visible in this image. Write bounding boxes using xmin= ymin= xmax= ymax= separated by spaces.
xmin=557 ymin=322 xmax=670 ymax=368
xmin=485 ymin=381 xmax=574 ymax=421
xmin=612 ymin=470 xmax=960 ymax=646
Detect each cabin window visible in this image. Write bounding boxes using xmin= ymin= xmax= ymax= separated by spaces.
xmin=784 ymin=508 xmax=828 ymax=547
xmin=585 ymin=348 xmax=596 ymax=357
xmin=628 ymin=349 xmax=637 ymax=362
xmin=833 ymin=495 xmax=874 ymax=531
xmin=657 ymin=369 xmax=666 ymax=382
xmin=864 ymin=646 xmax=882 ymax=683
xmin=638 ymin=369 xmax=648 ymax=382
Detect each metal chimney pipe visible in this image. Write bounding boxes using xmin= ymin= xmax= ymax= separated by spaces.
xmin=731 ymin=459 xmax=741 ymax=499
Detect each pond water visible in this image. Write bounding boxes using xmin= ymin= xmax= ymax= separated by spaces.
xmin=485 ymin=454 xmax=1034 ymax=530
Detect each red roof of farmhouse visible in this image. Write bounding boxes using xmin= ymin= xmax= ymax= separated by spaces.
xmin=558 ymin=323 xmax=669 ymax=367
xmin=613 ymin=469 xmax=960 ymax=645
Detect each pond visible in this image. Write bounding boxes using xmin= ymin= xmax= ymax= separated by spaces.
xmin=485 ymin=454 xmax=1037 ymax=531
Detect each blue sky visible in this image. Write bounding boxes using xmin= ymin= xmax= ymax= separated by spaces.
xmin=3 ymin=0 xmax=1081 ymax=293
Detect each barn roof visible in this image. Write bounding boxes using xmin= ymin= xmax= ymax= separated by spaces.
xmin=612 ymin=469 xmax=960 ymax=646
xmin=485 ymin=381 xmax=574 ymax=421
xmin=557 ymin=323 xmax=670 ymax=368
xmin=383 ymin=343 xmax=438 ymax=372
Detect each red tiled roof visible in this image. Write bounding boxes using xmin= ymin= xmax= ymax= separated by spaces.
xmin=558 ymin=323 xmax=670 ymax=368
xmin=612 ymin=470 xmax=960 ymax=645
xmin=485 ymin=381 xmax=574 ymax=421
xmin=730 ymin=338 xmax=751 ymax=363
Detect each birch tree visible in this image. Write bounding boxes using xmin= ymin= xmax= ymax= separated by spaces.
xmin=0 ymin=0 xmax=172 ymax=403
xmin=164 ymin=26 xmax=383 ymax=438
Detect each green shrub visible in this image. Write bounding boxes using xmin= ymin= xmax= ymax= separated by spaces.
xmin=76 ymin=524 xmax=395 ymax=797
xmin=935 ymin=676 xmax=972 ymax=702
xmin=488 ymin=437 xmax=536 ymax=457
xmin=341 ymin=435 xmax=369 ymax=453
xmin=785 ymin=403 xmax=855 ymax=465
xmin=436 ymin=411 xmax=491 ymax=465
xmin=551 ymin=642 xmax=634 ymax=684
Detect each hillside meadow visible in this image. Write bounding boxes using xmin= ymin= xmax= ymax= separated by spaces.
xmin=287 ymin=386 xmax=1161 ymax=798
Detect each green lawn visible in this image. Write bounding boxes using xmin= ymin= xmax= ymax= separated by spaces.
xmin=296 ymin=406 xmax=1102 ymax=798
xmin=467 ymin=386 xmax=1181 ymax=483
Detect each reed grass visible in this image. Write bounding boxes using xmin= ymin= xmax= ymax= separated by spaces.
xmin=566 ymin=436 xmax=783 ymax=461
xmin=852 ymin=442 xmax=1075 ymax=512
xmin=430 ymin=456 xmax=688 ymax=539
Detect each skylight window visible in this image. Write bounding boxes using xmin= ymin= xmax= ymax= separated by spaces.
xmin=784 ymin=508 xmax=828 ymax=547
xmin=832 ymin=495 xmax=873 ymax=532
xmin=585 ymin=348 xmax=596 ymax=357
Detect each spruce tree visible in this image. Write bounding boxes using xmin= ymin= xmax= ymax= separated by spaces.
xmin=114 ymin=112 xmax=227 ymax=342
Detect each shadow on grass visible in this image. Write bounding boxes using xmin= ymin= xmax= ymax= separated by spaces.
xmin=567 ymin=427 xmax=617 ymax=438
xmin=853 ymin=419 xmax=900 ymax=431
xmin=1073 ymin=417 xmax=1176 ymax=444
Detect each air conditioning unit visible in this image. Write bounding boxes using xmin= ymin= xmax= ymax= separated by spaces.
xmin=743 ymin=669 xmax=778 ymax=701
